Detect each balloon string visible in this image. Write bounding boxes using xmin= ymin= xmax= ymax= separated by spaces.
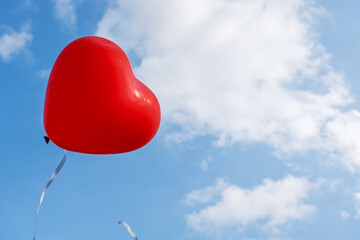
xmin=118 ymin=220 xmax=138 ymax=240
xmin=33 ymin=150 xmax=67 ymax=240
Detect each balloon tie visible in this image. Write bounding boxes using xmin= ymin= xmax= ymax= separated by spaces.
xmin=33 ymin=150 xmax=67 ymax=240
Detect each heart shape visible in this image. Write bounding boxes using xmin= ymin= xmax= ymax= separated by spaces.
xmin=44 ymin=36 xmax=161 ymax=154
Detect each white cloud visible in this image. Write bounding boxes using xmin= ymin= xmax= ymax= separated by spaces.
xmin=199 ymin=160 xmax=209 ymax=171
xmin=324 ymin=111 xmax=360 ymax=172
xmin=185 ymin=175 xmax=317 ymax=233
xmin=17 ymin=0 xmax=38 ymax=12
xmin=37 ymin=69 xmax=51 ymax=79
xmin=0 ymin=24 xmax=32 ymax=62
xmin=340 ymin=210 xmax=350 ymax=220
xmin=184 ymin=178 xmax=229 ymax=206
xmin=328 ymin=179 xmax=342 ymax=192
xmin=199 ymin=156 xmax=213 ymax=171
xmin=355 ymin=192 xmax=360 ymax=218
xmin=95 ymin=0 xmax=360 ymax=171
xmin=53 ymin=0 xmax=77 ymax=28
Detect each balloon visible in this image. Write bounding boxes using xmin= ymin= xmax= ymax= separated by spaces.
xmin=43 ymin=36 xmax=161 ymax=154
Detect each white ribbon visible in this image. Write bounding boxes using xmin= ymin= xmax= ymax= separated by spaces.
xmin=118 ymin=220 xmax=138 ymax=240
xmin=32 ymin=150 xmax=139 ymax=240
xmin=33 ymin=150 xmax=67 ymax=240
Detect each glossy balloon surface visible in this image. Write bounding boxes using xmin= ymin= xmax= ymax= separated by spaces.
xmin=44 ymin=36 xmax=161 ymax=154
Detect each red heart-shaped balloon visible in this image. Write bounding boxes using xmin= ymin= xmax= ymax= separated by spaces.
xmin=44 ymin=36 xmax=161 ymax=154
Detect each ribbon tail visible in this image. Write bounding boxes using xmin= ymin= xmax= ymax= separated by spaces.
xmin=33 ymin=150 xmax=67 ymax=240
xmin=118 ymin=220 xmax=138 ymax=240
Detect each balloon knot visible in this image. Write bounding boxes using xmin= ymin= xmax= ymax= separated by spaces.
xmin=44 ymin=136 xmax=50 ymax=144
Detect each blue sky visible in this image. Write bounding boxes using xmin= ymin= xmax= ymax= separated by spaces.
xmin=1 ymin=0 xmax=360 ymax=239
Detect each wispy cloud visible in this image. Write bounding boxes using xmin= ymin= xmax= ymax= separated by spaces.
xmin=0 ymin=23 xmax=32 ymax=62
xmin=53 ymin=0 xmax=77 ymax=28
xmin=199 ymin=156 xmax=213 ymax=171
xmin=340 ymin=210 xmax=350 ymax=220
xmin=16 ymin=0 xmax=39 ymax=12
xmin=184 ymin=178 xmax=229 ymax=206
xmin=37 ymin=69 xmax=51 ymax=79
xmin=354 ymin=192 xmax=360 ymax=218
xmin=184 ymin=175 xmax=317 ymax=235
xmin=95 ymin=0 xmax=360 ymax=172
